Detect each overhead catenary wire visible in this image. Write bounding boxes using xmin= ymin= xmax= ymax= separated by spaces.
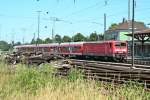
xmin=73 ymin=6 xmax=150 ymax=25
xmin=63 ymin=1 xmax=106 ymax=18
xmin=0 ymin=1 xmax=150 ymax=34
xmin=0 ymin=5 xmax=149 ymax=24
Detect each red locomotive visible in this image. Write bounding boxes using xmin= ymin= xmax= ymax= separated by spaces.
xmin=14 ymin=40 xmax=127 ymax=62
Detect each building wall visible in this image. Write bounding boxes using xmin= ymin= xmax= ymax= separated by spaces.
xmin=105 ymin=31 xmax=119 ymax=40
xmin=106 ymin=30 xmax=150 ymax=57
xmin=106 ymin=30 xmax=132 ymax=41
xmin=119 ymin=31 xmax=132 ymax=41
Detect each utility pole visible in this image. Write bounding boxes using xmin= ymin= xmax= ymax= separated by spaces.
xmin=11 ymin=32 xmax=15 ymax=47
xmin=36 ymin=11 xmax=41 ymax=52
xmin=22 ymin=37 xmax=24 ymax=44
xmin=104 ymin=1 xmax=107 ymax=58
xmin=52 ymin=19 xmax=56 ymax=43
xmin=37 ymin=11 xmax=41 ymax=43
xmin=104 ymin=13 xmax=106 ymax=41
xmin=128 ymin=0 xmax=131 ymax=41
xmin=131 ymin=0 xmax=135 ymax=68
xmin=103 ymin=13 xmax=107 ymax=58
xmin=35 ymin=11 xmax=41 ymax=52
xmin=45 ymin=15 xmax=72 ymax=43
xmin=128 ymin=0 xmax=131 ymax=33
xmin=21 ymin=28 xmax=26 ymax=44
xmin=128 ymin=0 xmax=131 ymax=22
xmin=33 ymin=33 xmax=35 ymax=41
xmin=104 ymin=0 xmax=108 ymax=41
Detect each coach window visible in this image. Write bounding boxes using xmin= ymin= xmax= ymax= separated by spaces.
xmin=50 ymin=48 xmax=54 ymax=52
xmin=29 ymin=48 xmax=32 ymax=52
xmin=44 ymin=47 xmax=47 ymax=52
xmin=32 ymin=48 xmax=34 ymax=51
xmin=20 ymin=48 xmax=22 ymax=52
xmin=64 ymin=47 xmax=69 ymax=51
xmin=62 ymin=47 xmax=65 ymax=51
xmin=24 ymin=48 xmax=27 ymax=52
xmin=77 ymin=46 xmax=81 ymax=50
xmin=41 ymin=48 xmax=44 ymax=52
xmin=71 ymin=47 xmax=74 ymax=51
xmin=72 ymin=46 xmax=81 ymax=51
xmin=22 ymin=48 xmax=24 ymax=52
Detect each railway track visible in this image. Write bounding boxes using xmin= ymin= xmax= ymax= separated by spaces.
xmin=127 ymin=59 xmax=150 ymax=65
xmin=54 ymin=59 xmax=150 ymax=87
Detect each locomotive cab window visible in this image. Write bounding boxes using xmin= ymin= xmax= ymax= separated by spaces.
xmin=121 ymin=43 xmax=126 ymax=46
xmin=115 ymin=42 xmax=126 ymax=47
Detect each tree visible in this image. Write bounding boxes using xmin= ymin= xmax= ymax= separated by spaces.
xmin=0 ymin=41 xmax=11 ymax=51
xmin=44 ymin=38 xmax=52 ymax=44
xmin=15 ymin=42 xmax=21 ymax=46
xmin=85 ymin=36 xmax=90 ymax=41
xmin=31 ymin=38 xmax=36 ymax=44
xmin=108 ymin=23 xmax=118 ymax=30
xmin=72 ymin=33 xmax=85 ymax=42
xmin=36 ymin=38 xmax=43 ymax=44
xmin=89 ymin=32 xmax=98 ymax=41
xmin=98 ymin=34 xmax=104 ymax=40
xmin=55 ymin=34 xmax=62 ymax=43
xmin=62 ymin=36 xmax=71 ymax=42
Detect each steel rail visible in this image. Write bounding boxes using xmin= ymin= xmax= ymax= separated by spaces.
xmin=54 ymin=59 xmax=150 ymax=87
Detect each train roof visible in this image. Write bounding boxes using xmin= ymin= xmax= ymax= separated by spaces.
xmin=58 ymin=41 xmax=126 ymax=45
xmin=14 ymin=40 xmax=127 ymax=48
xmin=83 ymin=40 xmax=127 ymax=43
xmin=14 ymin=43 xmax=59 ymax=48
xmin=59 ymin=42 xmax=85 ymax=46
xmin=14 ymin=42 xmax=85 ymax=48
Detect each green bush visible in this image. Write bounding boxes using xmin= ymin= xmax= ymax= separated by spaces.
xmin=0 ymin=62 xmax=150 ymax=100
xmin=14 ymin=68 xmax=46 ymax=92
xmin=67 ymin=68 xmax=84 ymax=82
xmin=0 ymin=64 xmax=54 ymax=96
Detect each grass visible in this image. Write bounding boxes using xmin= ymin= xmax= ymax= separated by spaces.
xmin=0 ymin=61 xmax=150 ymax=100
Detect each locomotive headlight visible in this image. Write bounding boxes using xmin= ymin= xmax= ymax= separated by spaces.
xmin=115 ymin=49 xmax=127 ymax=53
xmin=122 ymin=49 xmax=127 ymax=52
xmin=115 ymin=49 xmax=120 ymax=52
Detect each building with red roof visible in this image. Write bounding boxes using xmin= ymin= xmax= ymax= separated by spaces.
xmin=105 ymin=20 xmax=150 ymax=57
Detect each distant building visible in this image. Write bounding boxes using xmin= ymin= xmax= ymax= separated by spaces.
xmin=105 ymin=21 xmax=148 ymax=41
xmin=105 ymin=20 xmax=149 ymax=57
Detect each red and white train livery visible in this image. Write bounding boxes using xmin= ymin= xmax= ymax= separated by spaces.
xmin=14 ymin=40 xmax=127 ymax=61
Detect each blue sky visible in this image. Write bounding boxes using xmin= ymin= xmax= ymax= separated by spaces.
xmin=0 ymin=0 xmax=149 ymax=43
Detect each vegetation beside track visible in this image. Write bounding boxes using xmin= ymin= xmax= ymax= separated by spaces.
xmin=0 ymin=61 xmax=150 ymax=100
